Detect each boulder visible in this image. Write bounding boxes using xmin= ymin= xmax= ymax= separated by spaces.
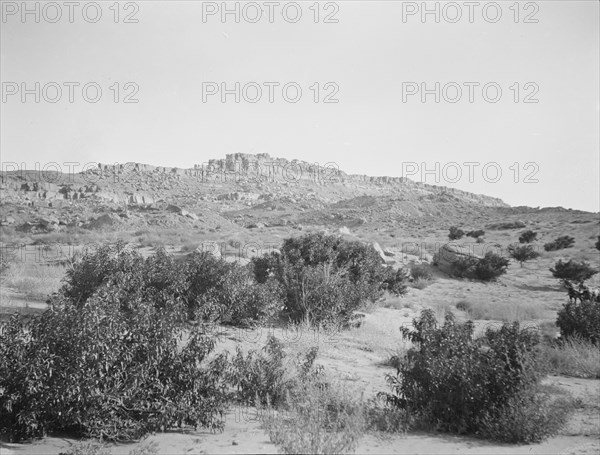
xmin=338 ymin=226 xmax=351 ymax=235
xmin=166 ymin=204 xmax=182 ymax=213
xmin=247 ymin=222 xmax=265 ymax=229
xmin=129 ymin=193 xmax=155 ymax=205
xmin=85 ymin=214 xmax=117 ymax=230
xmin=371 ymin=242 xmax=387 ymax=263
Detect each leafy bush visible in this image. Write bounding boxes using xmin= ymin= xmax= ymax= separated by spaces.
xmin=544 ymin=235 xmax=575 ymax=252
xmin=473 ymin=252 xmax=510 ymax=281
xmin=252 ymin=233 xmax=407 ymax=325
xmin=228 ymin=336 xmax=322 ymax=406
xmin=0 ymin=295 xmax=229 ymax=442
xmin=61 ymin=243 xmax=281 ymax=326
xmin=466 ymin=229 xmax=485 ymax=239
xmin=556 ymin=298 xmax=600 ymax=345
xmin=380 ymin=310 xmax=567 ymax=442
xmin=62 ymin=243 xmax=186 ymax=311
xmin=550 ymin=259 xmax=598 ymax=284
xmin=450 ymin=252 xmax=509 ymax=281
xmin=519 ymin=230 xmax=538 ymax=243
xmin=448 ymin=226 xmax=465 ymax=240
xmin=190 ymin=260 xmax=282 ymax=326
xmin=508 ymin=244 xmax=541 ymax=267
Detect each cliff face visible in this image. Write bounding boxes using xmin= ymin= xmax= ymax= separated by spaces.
xmin=90 ymin=153 xmax=507 ymax=208
xmin=0 ymin=153 xmax=507 ymax=209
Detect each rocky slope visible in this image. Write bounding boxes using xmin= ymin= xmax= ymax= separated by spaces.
xmin=0 ymin=153 xmax=589 ymax=235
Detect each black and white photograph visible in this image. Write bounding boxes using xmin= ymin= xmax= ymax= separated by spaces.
xmin=1 ymin=1 xmax=599 ymax=454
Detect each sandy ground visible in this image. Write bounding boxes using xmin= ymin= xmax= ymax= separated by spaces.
xmin=2 ymin=304 xmax=599 ymax=455
xmin=1 ymin=214 xmax=599 ymax=454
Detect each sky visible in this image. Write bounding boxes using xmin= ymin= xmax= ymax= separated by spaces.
xmin=1 ymin=0 xmax=599 ymax=211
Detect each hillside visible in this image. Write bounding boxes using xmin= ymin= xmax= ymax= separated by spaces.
xmin=1 ymin=153 xmax=571 ymax=238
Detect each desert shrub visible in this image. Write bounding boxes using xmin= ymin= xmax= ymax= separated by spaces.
xmin=487 ymin=221 xmax=526 ymax=230
xmin=550 ymin=259 xmax=598 ymax=284
xmin=473 ymin=252 xmax=510 ymax=281
xmin=476 ymin=392 xmax=571 ymax=443
xmin=544 ymin=235 xmax=575 ymax=252
xmin=228 ymin=336 xmax=322 ymax=406
xmin=466 ymin=229 xmax=485 ymax=239
xmin=59 ymin=441 xmax=112 ymax=455
xmin=191 ymin=261 xmax=282 ymax=326
xmin=61 ymin=242 xmax=146 ymax=304
xmin=519 ymin=230 xmax=538 ymax=243
xmin=261 ymin=379 xmax=365 ymax=454
xmin=0 ymin=253 xmax=11 ymax=274
xmin=59 ymin=440 xmax=160 ymax=455
xmin=556 ymin=298 xmax=600 ymax=345
xmin=410 ymin=277 xmax=431 ymax=290
xmin=61 ymin=243 xmax=280 ymax=326
xmin=409 ymin=262 xmax=433 ymax=280
xmin=0 ymin=293 xmax=229 ymax=442
xmin=508 ymin=243 xmax=541 ymax=267
xmin=455 ymin=299 xmax=472 ymax=312
xmin=538 ymin=337 xmax=600 ymax=378
xmin=365 ymin=398 xmax=411 ymax=433
xmin=457 ymin=300 xmax=543 ymax=322
xmin=596 ymin=236 xmax=600 ymax=251
xmin=252 ymin=233 xmax=407 ymax=325
xmin=448 ymin=226 xmax=464 ymax=240
xmin=380 ymin=310 xmax=566 ymax=442
xmin=278 ymin=262 xmax=360 ymax=325
xmin=450 ymin=252 xmax=509 ymax=281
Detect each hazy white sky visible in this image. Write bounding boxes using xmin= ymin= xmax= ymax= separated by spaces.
xmin=1 ymin=1 xmax=598 ymax=211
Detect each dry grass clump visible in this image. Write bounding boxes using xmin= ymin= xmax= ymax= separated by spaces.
xmin=261 ymin=379 xmax=366 ymax=454
xmin=539 ymin=337 xmax=600 ymax=379
xmin=2 ymin=261 xmax=66 ymax=300
xmin=59 ymin=440 xmax=159 ymax=455
xmin=455 ymin=299 xmax=544 ymax=322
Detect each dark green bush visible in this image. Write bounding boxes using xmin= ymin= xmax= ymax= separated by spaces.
xmin=519 ymin=230 xmax=538 ymax=244
xmin=473 ymin=252 xmax=510 ymax=281
xmin=450 ymin=252 xmax=509 ymax=281
xmin=0 ymin=293 xmax=229 ymax=442
xmin=252 ymin=233 xmax=407 ymax=325
xmin=409 ymin=262 xmax=433 ymax=281
xmin=448 ymin=227 xmax=465 ymax=240
xmin=61 ymin=243 xmax=281 ymax=326
xmin=380 ymin=310 xmax=567 ymax=442
xmin=556 ymin=299 xmax=600 ymax=345
xmin=550 ymin=259 xmax=598 ymax=284
xmin=0 ymin=243 xmax=289 ymax=442
xmin=595 ymin=236 xmax=600 ymax=251
xmin=466 ymin=229 xmax=485 ymax=239
xmin=508 ymin=244 xmax=541 ymax=267
xmin=62 ymin=243 xmax=186 ymax=311
xmin=189 ymin=258 xmax=282 ymax=326
xmin=544 ymin=235 xmax=575 ymax=252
